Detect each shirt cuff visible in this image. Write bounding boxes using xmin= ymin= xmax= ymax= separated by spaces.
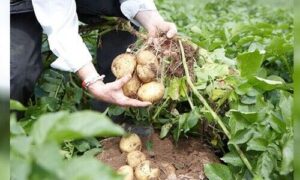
xmin=120 ymin=0 xmax=157 ymax=26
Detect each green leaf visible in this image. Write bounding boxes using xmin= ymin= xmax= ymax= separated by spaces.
xmin=237 ymin=50 xmax=264 ymax=77
xmin=280 ymin=137 xmax=293 ymax=175
xmin=31 ymin=143 xmax=63 ymax=177
xmin=107 ymin=105 xmax=125 ymax=116
xmin=63 ymin=157 xmax=122 ymax=180
xmin=31 ymin=111 xmax=69 ymax=145
xmin=73 ymin=140 xmax=91 ymax=153
xmin=184 ymin=109 xmax=200 ymax=133
xmin=279 ymin=92 xmax=293 ymax=126
xmin=10 ymin=100 xmax=27 ymax=111
xmin=11 ymin=136 xmax=32 ymax=158
xmin=160 ymin=123 xmax=172 ymax=138
xmin=210 ymin=48 xmax=236 ymax=66
xmin=255 ymin=152 xmax=274 ymax=179
xmin=10 ymin=152 xmax=31 ymax=180
xmin=48 ymin=111 xmax=124 ymax=143
xmin=229 ymin=128 xmax=254 ymax=145
xmin=204 ymin=163 xmax=234 ymax=180
xmin=247 ymin=137 xmax=268 ymax=151
xmin=250 ymin=76 xmax=287 ymax=91
xmin=167 ymin=78 xmax=181 ymax=100
xmin=83 ymin=148 xmax=102 ymax=157
xmin=221 ymin=152 xmax=244 ymax=167
xmin=267 ymin=113 xmax=286 ymax=133
xmin=230 ymin=110 xmax=259 ymax=124
xmin=10 ymin=114 xmax=26 ymax=136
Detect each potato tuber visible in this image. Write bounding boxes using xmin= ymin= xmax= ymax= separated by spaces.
xmin=119 ymin=133 xmax=142 ymax=153
xmin=111 ymin=53 xmax=136 ymax=79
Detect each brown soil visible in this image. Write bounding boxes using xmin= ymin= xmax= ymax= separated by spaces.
xmin=128 ymin=35 xmax=197 ymax=81
xmin=96 ymin=133 xmax=219 ymax=180
xmin=147 ymin=37 xmax=197 ymax=80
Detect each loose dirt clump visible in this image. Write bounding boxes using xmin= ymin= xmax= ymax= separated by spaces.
xmin=97 ymin=133 xmax=219 ymax=180
xmin=128 ymin=35 xmax=198 ymax=81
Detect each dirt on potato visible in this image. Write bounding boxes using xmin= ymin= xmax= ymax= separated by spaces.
xmin=97 ymin=133 xmax=219 ymax=180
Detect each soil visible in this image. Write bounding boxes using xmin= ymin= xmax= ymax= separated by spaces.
xmin=96 ymin=133 xmax=219 ymax=180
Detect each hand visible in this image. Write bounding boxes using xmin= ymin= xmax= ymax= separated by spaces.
xmin=88 ymin=75 xmax=152 ymax=107
xmin=135 ymin=11 xmax=177 ymax=38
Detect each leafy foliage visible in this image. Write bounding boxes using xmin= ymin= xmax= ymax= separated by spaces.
xmin=10 ymin=102 xmax=124 ymax=180
xmin=154 ymin=0 xmax=294 ymax=178
xmin=11 ymin=0 xmax=293 ymax=179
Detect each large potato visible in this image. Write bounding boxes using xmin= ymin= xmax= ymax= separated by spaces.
xmin=111 ymin=53 xmax=136 ymax=79
xmin=119 ymin=133 xmax=142 ymax=153
xmin=135 ymin=160 xmax=160 ymax=180
xmin=136 ymin=50 xmax=158 ymax=65
xmin=122 ymin=73 xmax=141 ymax=98
xmin=136 ymin=64 xmax=157 ymax=83
xmin=117 ymin=165 xmax=134 ymax=180
xmin=137 ymin=82 xmax=165 ymax=103
xmin=127 ymin=151 xmax=146 ymax=168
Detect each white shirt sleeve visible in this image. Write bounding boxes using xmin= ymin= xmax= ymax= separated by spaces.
xmin=32 ymin=0 xmax=92 ymax=72
xmin=119 ymin=0 xmax=157 ymax=26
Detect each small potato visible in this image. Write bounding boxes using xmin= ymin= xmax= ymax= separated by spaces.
xmin=137 ymin=82 xmax=165 ymax=103
xmin=111 ymin=53 xmax=136 ymax=79
xmin=127 ymin=151 xmax=146 ymax=168
xmin=122 ymin=74 xmax=141 ymax=98
xmin=136 ymin=64 xmax=157 ymax=83
xmin=117 ymin=165 xmax=134 ymax=180
xmin=136 ymin=50 xmax=158 ymax=65
xmin=120 ymin=133 xmax=142 ymax=153
xmin=161 ymin=162 xmax=176 ymax=180
xmin=135 ymin=160 xmax=160 ymax=180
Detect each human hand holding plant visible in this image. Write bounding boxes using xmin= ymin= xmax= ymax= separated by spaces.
xmin=135 ymin=10 xmax=177 ymax=38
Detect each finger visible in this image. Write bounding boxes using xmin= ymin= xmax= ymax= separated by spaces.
xmin=113 ymin=75 xmax=132 ymax=89
xmin=147 ymin=26 xmax=157 ymax=38
xmin=166 ymin=23 xmax=177 ymax=38
xmin=122 ymin=98 xmax=152 ymax=107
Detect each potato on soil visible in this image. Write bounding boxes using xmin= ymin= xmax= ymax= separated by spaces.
xmin=136 ymin=64 xmax=157 ymax=83
xmin=136 ymin=50 xmax=158 ymax=65
xmin=120 ymin=133 xmax=142 ymax=153
xmin=135 ymin=160 xmax=160 ymax=180
xmin=137 ymin=82 xmax=165 ymax=103
xmin=117 ymin=165 xmax=134 ymax=180
xmin=160 ymin=162 xmax=176 ymax=180
xmin=122 ymin=73 xmax=141 ymax=98
xmin=111 ymin=53 xmax=136 ymax=79
xmin=127 ymin=151 xmax=147 ymax=168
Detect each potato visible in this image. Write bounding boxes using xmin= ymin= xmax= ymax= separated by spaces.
xmin=136 ymin=50 xmax=158 ymax=65
xmin=127 ymin=151 xmax=146 ymax=168
xmin=117 ymin=165 xmax=134 ymax=180
xmin=161 ymin=162 xmax=176 ymax=180
xmin=122 ymin=73 xmax=141 ymax=98
xmin=119 ymin=133 xmax=142 ymax=153
xmin=136 ymin=64 xmax=157 ymax=83
xmin=135 ymin=160 xmax=160 ymax=180
xmin=137 ymin=82 xmax=165 ymax=103
xmin=111 ymin=53 xmax=136 ymax=79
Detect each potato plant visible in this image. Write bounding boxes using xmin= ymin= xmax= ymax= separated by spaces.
xmin=10 ymin=0 xmax=294 ymax=179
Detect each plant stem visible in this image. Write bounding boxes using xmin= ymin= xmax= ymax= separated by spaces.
xmin=179 ymin=40 xmax=254 ymax=175
xmin=152 ymin=97 xmax=170 ymax=120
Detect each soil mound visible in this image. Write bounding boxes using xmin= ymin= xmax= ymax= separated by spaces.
xmin=97 ymin=133 xmax=219 ymax=180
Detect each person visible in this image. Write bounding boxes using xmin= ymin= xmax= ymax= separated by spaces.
xmin=10 ymin=0 xmax=177 ymax=110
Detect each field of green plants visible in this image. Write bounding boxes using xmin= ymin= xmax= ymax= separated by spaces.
xmin=11 ymin=0 xmax=294 ymax=179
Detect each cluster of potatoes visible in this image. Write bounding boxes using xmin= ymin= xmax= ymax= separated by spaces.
xmin=117 ymin=133 xmax=160 ymax=180
xmin=111 ymin=50 xmax=165 ymax=103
